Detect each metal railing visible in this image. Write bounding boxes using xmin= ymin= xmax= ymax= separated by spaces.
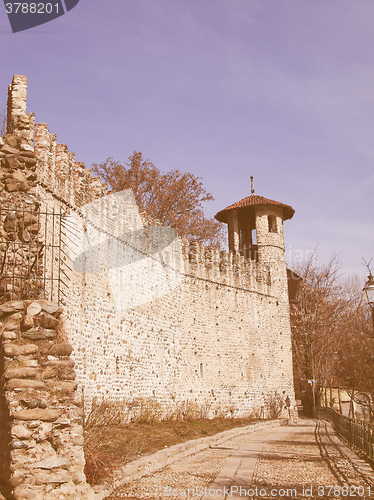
xmin=0 ymin=202 xmax=70 ymax=305
xmin=318 ymin=407 xmax=374 ymax=463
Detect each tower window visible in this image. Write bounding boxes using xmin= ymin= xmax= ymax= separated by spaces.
xmin=268 ymin=215 xmax=277 ymax=233
xmin=251 ymin=229 xmax=257 ymax=244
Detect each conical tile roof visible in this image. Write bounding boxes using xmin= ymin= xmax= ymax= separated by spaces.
xmin=215 ymin=194 xmax=295 ymax=223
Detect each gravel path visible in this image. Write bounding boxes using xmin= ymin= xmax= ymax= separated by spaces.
xmin=107 ymin=419 xmax=374 ymax=499
xmin=106 ymin=446 xmax=231 ymax=499
xmin=252 ymin=420 xmax=374 ymax=499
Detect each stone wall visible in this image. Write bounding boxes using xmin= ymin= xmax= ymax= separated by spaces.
xmin=0 ymin=300 xmax=94 ymax=499
xmin=0 ymin=125 xmax=70 ymax=307
xmin=0 ymin=76 xmax=97 ymax=498
xmin=62 ymin=229 xmax=295 ymax=416
xmin=1 ymin=73 xmax=296 ymax=420
xmin=0 ymin=128 xmax=43 ymax=304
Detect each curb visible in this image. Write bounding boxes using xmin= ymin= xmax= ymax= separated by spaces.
xmin=93 ymin=419 xmax=286 ymax=499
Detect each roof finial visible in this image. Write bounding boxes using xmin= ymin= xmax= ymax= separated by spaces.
xmin=250 ymin=176 xmax=255 ymax=195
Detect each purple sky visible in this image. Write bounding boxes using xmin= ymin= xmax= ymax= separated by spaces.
xmin=1 ymin=0 xmax=373 ymax=279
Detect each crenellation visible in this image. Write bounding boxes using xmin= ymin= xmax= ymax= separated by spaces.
xmin=73 ymin=166 xmax=91 ymax=207
xmin=90 ymin=176 xmax=106 ymax=201
xmin=204 ymin=246 xmax=220 ymax=281
xmin=0 ymin=74 xmax=298 ymax=497
xmin=232 ymin=252 xmax=244 ymax=286
xmin=14 ymin=113 xmax=35 ymax=146
xmin=34 ymin=123 xmax=50 ymax=165
xmin=67 ymin=152 xmax=76 ymax=204
xmin=81 ymin=168 xmax=92 ymax=204
xmin=73 ymin=161 xmax=85 ymax=201
xmin=34 ymin=124 xmax=55 ymax=188
xmin=7 ymin=75 xmax=28 ymax=134
xmin=55 ymin=143 xmax=69 ymax=176
xmin=219 ymin=249 xmax=233 ymax=276
xmin=188 ymin=240 xmax=204 ymax=266
xmin=55 ymin=143 xmax=70 ymax=200
xmin=181 ymin=238 xmax=190 ymax=267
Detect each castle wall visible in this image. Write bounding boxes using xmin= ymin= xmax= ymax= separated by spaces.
xmin=61 ymin=231 xmax=295 ymax=416
xmin=1 ymin=75 xmax=296 ymax=423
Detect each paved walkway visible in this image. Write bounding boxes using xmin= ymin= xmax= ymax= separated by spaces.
xmin=108 ymin=419 xmax=374 ymax=499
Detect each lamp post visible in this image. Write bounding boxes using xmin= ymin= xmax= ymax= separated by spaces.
xmin=363 ymin=273 xmax=374 ymax=332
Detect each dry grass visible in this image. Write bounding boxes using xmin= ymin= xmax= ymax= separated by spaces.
xmin=83 ymin=398 xmax=259 ymax=485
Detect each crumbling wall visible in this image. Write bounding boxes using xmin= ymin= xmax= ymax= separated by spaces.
xmin=0 ymin=76 xmax=96 ymax=499
xmin=0 ymin=124 xmax=45 ymax=303
xmin=0 ymin=300 xmax=94 ymax=499
xmin=0 ymin=335 xmax=12 ymax=499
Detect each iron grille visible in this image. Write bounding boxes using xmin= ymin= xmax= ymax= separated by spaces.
xmin=0 ymin=202 xmax=70 ymax=305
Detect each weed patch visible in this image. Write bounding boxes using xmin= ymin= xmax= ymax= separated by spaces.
xmin=83 ymin=399 xmax=259 ymax=485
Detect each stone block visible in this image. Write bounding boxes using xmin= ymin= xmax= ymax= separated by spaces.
xmin=58 ymin=368 xmax=76 ymax=381
xmin=19 ymin=151 xmax=34 ymax=158
xmin=48 ymin=342 xmax=73 ymax=357
xmin=6 ymin=379 xmax=46 ymax=390
xmin=11 ymin=439 xmax=28 ymax=449
xmin=0 ymin=301 xmax=24 ymax=314
xmin=43 ymin=359 xmax=75 ymax=369
xmin=12 ymin=171 xmax=27 ymax=183
xmin=37 ymin=312 xmax=60 ymax=329
xmin=9 ymin=471 xmax=29 ymax=488
xmin=4 ymin=135 xmax=18 ymax=147
xmin=2 ymin=145 xmax=20 ymax=155
xmin=4 ymin=367 xmax=41 ymax=379
xmin=11 ymin=409 xmax=61 ymax=421
xmin=21 ymin=315 xmax=34 ymax=331
xmin=45 ymin=380 xmax=77 ymax=393
xmin=13 ymin=485 xmax=46 ymax=500
xmin=2 ymin=331 xmax=17 ymax=340
xmin=33 ymin=469 xmax=71 ymax=484
xmin=2 ymin=321 xmax=19 ymax=331
xmin=37 ymin=300 xmax=63 ymax=316
xmin=4 ymin=344 xmax=38 ymax=356
xmin=31 ymin=457 xmax=70 ymax=470
xmin=24 ymin=157 xmax=37 ymax=167
xmin=26 ymin=302 xmax=42 ymax=316
xmin=21 ymin=328 xmax=57 ymax=341
xmin=20 ymin=142 xmax=33 ymax=152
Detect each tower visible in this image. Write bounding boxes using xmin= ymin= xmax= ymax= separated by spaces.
xmin=214 ymin=177 xmax=294 ymax=263
xmin=215 ymin=179 xmax=297 ymax=416
xmin=215 ymin=178 xmax=296 ymax=310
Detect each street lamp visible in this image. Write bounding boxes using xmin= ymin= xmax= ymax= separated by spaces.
xmin=363 ymin=273 xmax=374 ymax=331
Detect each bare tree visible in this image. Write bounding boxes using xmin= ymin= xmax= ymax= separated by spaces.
xmin=291 ymin=254 xmax=374 ymax=420
xmin=290 ymin=254 xmax=357 ymax=409
xmin=92 ymin=152 xmax=225 ymax=248
xmin=334 ymin=288 xmax=374 ymax=421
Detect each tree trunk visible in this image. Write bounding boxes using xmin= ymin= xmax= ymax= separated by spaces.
xmin=338 ymin=386 xmax=342 ymax=414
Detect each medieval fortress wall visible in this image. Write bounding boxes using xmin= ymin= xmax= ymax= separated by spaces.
xmin=1 ymin=75 xmax=296 ymax=419
xmin=0 ymin=74 xmax=296 ymax=497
